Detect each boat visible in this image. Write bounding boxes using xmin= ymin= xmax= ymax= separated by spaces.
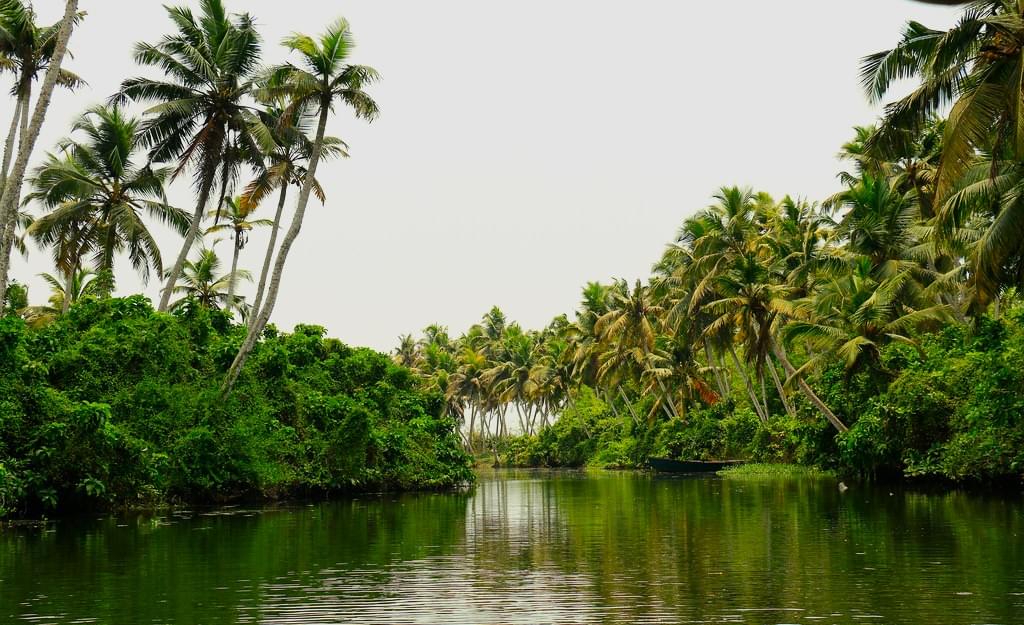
xmin=647 ymin=457 xmax=745 ymax=473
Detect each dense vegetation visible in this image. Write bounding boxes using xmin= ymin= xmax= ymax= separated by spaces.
xmin=0 ymin=296 xmax=471 ymax=517
xmin=397 ymin=3 xmax=1024 ymax=484
xmin=0 ymin=0 xmax=473 ymax=518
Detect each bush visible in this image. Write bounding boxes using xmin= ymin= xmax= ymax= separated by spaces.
xmin=0 ymin=297 xmax=473 ymax=517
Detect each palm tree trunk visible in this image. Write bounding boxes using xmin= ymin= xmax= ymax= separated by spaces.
xmin=618 ymin=386 xmax=641 ymax=425
xmin=759 ymin=368 xmax=769 ymax=416
xmin=62 ymin=266 xmax=74 ymax=314
xmin=0 ymin=0 xmax=78 ymax=306
xmin=601 ymin=389 xmax=620 ymax=419
xmin=769 ymin=335 xmax=848 ymax=433
xmin=1 ymin=90 xmax=24 ymax=186
xmin=227 ymin=232 xmax=241 ymax=314
xmin=767 ymin=357 xmax=796 ymax=417
xmin=250 ymin=184 xmax=287 ymax=327
xmin=728 ymin=344 xmax=768 ymax=424
xmin=2 ymin=82 xmax=32 ymax=254
xmin=223 ymin=96 xmax=330 ymax=393
xmin=157 ymin=172 xmax=216 ymax=312
xmin=655 ymin=377 xmax=680 ymax=419
xmin=705 ymin=342 xmax=728 ymax=399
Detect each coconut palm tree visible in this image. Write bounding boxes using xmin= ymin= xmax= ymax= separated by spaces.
xmin=224 ymin=17 xmax=379 ymax=393
xmin=19 ymin=267 xmax=101 ymax=327
xmin=393 ymin=334 xmax=420 ymax=369
xmin=860 ymin=2 xmax=1002 ymax=198
xmin=595 ymin=279 xmax=681 ymax=421
xmin=0 ymin=0 xmax=79 ymax=306
xmin=0 ymin=0 xmax=83 ymax=194
xmin=24 ymin=105 xmax=188 ymax=295
xmin=242 ymin=104 xmax=346 ymax=326
xmin=115 ymin=0 xmax=269 ymax=312
xmin=170 ymin=245 xmax=250 ymax=312
xmin=786 ymin=257 xmax=953 ymax=376
xmin=205 ymin=195 xmax=271 ymax=314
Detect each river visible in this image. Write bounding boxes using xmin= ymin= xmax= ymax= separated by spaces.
xmin=2 ymin=469 xmax=1022 ymax=624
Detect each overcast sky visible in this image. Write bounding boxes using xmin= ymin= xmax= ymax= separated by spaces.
xmin=6 ymin=0 xmax=960 ymax=351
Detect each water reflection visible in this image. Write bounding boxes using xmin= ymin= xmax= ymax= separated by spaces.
xmin=2 ymin=470 xmax=1022 ymax=624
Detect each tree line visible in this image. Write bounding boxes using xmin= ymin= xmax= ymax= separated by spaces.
xmin=395 ymin=2 xmax=1024 ymax=464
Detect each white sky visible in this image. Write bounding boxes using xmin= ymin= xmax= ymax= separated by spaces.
xmin=6 ymin=0 xmax=960 ymax=351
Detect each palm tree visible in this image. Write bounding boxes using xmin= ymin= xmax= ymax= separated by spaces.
xmin=115 ymin=0 xmax=268 ymax=312
xmin=0 ymin=0 xmax=79 ymax=307
xmin=24 ymin=105 xmax=187 ymax=295
xmin=242 ymin=104 xmax=346 ymax=326
xmin=170 ymin=245 xmax=250 ymax=312
xmin=205 ymin=195 xmax=271 ymax=314
xmin=393 ymin=334 xmax=420 ymax=369
xmin=786 ymin=257 xmax=952 ymax=376
xmin=595 ymin=279 xmax=680 ymax=421
xmin=860 ymin=2 xmax=1000 ymax=199
xmin=0 ymin=0 xmax=84 ymax=199
xmin=19 ymin=267 xmax=101 ymax=327
xmin=0 ymin=0 xmax=83 ymax=194
xmin=224 ymin=18 xmax=379 ymax=392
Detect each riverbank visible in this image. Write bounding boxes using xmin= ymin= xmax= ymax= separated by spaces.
xmin=0 ymin=297 xmax=474 ymax=519
xmin=471 ymin=303 xmax=1024 ymax=488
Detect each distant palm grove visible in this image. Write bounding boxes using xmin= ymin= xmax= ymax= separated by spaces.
xmin=1 ymin=1 xmax=1024 ymax=517
xmin=396 ymin=2 xmax=1024 ymax=481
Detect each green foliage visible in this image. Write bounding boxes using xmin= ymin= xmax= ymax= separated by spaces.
xmin=0 ymin=297 xmax=472 ymax=517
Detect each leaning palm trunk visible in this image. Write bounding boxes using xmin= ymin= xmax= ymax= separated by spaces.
xmin=0 ymin=93 xmax=24 ymax=251
xmin=157 ymin=172 xmax=216 ymax=312
xmin=223 ymin=97 xmax=330 ymax=393
xmin=249 ymin=184 xmax=288 ymax=328
xmin=727 ymin=344 xmax=768 ymax=424
xmin=226 ymin=232 xmax=241 ymax=313
xmin=767 ymin=358 xmax=796 ymax=417
xmin=3 ymin=82 xmax=32 ymax=244
xmin=617 ymin=386 xmax=641 ymax=425
xmin=1 ymin=90 xmax=24 ymax=187
xmin=705 ymin=342 xmax=729 ymax=399
xmin=769 ymin=335 xmax=848 ymax=433
xmin=62 ymin=266 xmax=74 ymax=314
xmin=654 ymin=376 xmax=680 ymax=420
xmin=0 ymin=0 xmax=78 ymax=305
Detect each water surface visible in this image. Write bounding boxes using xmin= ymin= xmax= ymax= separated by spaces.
xmin=2 ymin=470 xmax=1022 ymax=624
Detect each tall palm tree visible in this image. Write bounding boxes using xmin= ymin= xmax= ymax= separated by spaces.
xmin=205 ymin=195 xmax=271 ymax=314
xmin=115 ymin=0 xmax=268 ymax=312
xmin=242 ymin=104 xmax=346 ymax=326
xmin=24 ymin=105 xmax=187 ymax=295
xmin=0 ymin=0 xmax=83 ymax=194
xmin=224 ymin=18 xmax=379 ymax=392
xmin=860 ymin=1 xmax=1024 ymax=306
xmin=0 ymin=0 xmax=79 ymax=307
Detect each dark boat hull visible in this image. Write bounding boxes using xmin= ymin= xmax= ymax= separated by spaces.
xmin=647 ymin=457 xmax=745 ymax=473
